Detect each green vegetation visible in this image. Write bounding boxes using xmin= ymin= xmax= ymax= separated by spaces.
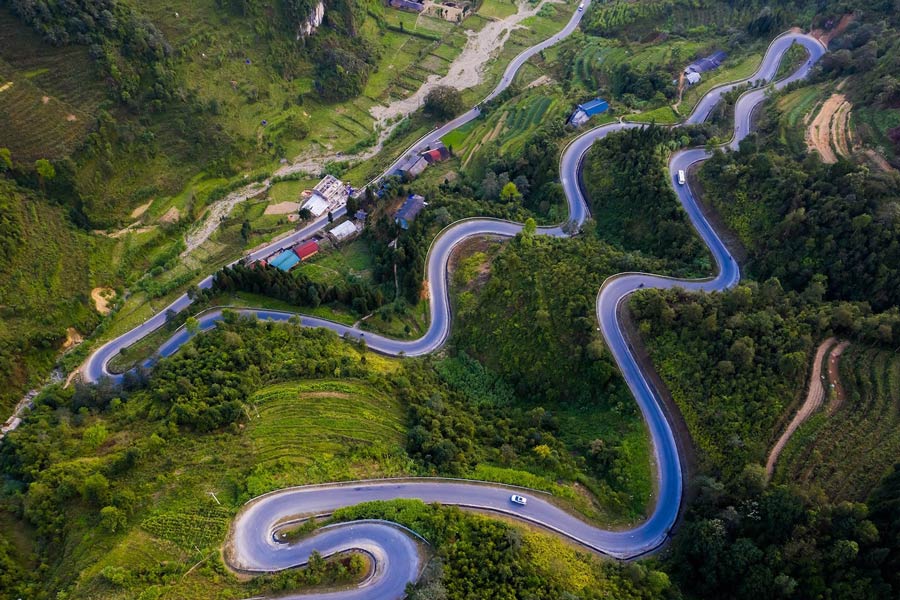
xmin=581 ymin=126 xmax=710 ymax=274
xmin=628 ymin=105 xmax=680 ymax=123
xmin=424 ymin=84 xmax=466 ymax=119
xmin=0 ymin=179 xmax=118 ymax=413
xmin=699 ymin=130 xmax=900 ymax=311
xmin=776 ymin=346 xmax=900 ymax=501
xmin=0 ymin=320 xmax=404 ymax=598
xmin=333 ymin=500 xmax=674 ymax=600
xmin=451 ymin=233 xmax=677 ymax=519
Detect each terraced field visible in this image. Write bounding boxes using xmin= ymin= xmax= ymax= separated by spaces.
xmin=444 ymin=92 xmax=562 ymax=163
xmin=775 ymin=346 xmax=900 ymax=501
xmin=0 ymin=9 xmax=105 ymax=162
xmin=245 ymin=380 xmax=411 ymax=490
xmin=776 ymin=84 xmax=826 ymax=152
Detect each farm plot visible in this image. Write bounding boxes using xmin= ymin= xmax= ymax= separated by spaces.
xmin=775 ymin=346 xmax=900 ymax=501
xmin=245 ymin=380 xmax=411 ymax=490
xmin=445 ymin=93 xmax=561 ymax=163
xmin=776 ymin=84 xmax=826 ymax=151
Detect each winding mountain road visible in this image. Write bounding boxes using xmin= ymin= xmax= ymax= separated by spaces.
xmin=80 ymin=12 xmax=825 ymax=599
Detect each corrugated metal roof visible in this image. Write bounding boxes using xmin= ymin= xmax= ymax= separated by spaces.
xmin=330 ymin=221 xmax=357 ymax=241
xmin=395 ymin=194 xmax=425 ymax=228
xmin=302 ymin=194 xmax=329 ymax=217
xmin=578 ymin=98 xmax=609 ymax=116
xmin=293 ymin=240 xmax=319 ymax=260
xmin=270 ymin=251 xmax=300 ymax=271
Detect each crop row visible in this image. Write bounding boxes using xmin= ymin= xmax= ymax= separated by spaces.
xmin=778 ymin=346 xmax=900 ymax=501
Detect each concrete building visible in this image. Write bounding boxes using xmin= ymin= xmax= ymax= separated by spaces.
xmin=567 ymin=98 xmax=609 ymax=127
xmin=302 ymin=194 xmax=330 ymax=217
xmin=313 ymin=174 xmax=350 ymax=206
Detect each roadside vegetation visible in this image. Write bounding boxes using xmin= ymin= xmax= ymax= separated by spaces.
xmin=580 ymin=125 xmax=712 ymax=276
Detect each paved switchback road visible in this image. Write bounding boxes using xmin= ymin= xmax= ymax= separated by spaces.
xmin=83 ymin=26 xmax=825 ymax=600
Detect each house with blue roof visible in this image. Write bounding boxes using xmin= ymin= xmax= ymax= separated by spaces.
xmin=567 ymin=98 xmax=609 ymax=127
xmin=394 ymin=194 xmax=426 ymax=229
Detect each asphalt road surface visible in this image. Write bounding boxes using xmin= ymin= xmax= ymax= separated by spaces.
xmin=82 ymin=22 xmax=825 ymax=600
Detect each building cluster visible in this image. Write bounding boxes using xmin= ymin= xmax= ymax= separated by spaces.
xmin=259 ymin=239 xmax=321 ymax=272
xmin=393 ymin=143 xmax=450 ymax=179
xmin=683 ymin=50 xmax=726 ymax=86
xmin=300 ymin=174 xmax=353 ymax=217
xmin=567 ymin=98 xmax=609 ymax=127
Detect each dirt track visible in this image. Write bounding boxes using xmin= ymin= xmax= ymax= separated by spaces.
xmin=766 ymin=338 xmax=848 ymax=478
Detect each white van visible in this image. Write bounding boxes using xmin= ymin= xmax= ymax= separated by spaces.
xmin=578 ymin=2 xmax=584 ymax=10
xmin=677 ymin=169 xmax=686 ymax=185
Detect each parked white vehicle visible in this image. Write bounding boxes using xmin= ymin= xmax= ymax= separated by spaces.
xmin=510 ymin=494 xmax=528 ymax=506
xmin=677 ymin=169 xmax=686 ymax=185
xmin=578 ymin=2 xmax=584 ymax=10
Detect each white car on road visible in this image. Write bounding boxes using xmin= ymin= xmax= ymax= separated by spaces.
xmin=677 ymin=169 xmax=686 ymax=185
xmin=510 ymin=494 xmax=528 ymax=506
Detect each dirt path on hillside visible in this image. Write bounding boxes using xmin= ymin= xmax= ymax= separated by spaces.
xmin=826 ymin=341 xmax=850 ymax=413
xmin=806 ymin=92 xmax=852 ymax=163
xmin=766 ymin=337 xmax=841 ymax=478
xmin=811 ymin=13 xmax=855 ymax=47
xmin=130 ymin=200 xmax=152 ymax=219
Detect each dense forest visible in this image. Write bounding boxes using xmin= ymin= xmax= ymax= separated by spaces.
xmin=699 ymin=138 xmax=900 ymax=310
xmin=581 ymin=126 xmax=711 ymax=275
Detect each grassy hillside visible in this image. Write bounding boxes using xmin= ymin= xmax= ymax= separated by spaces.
xmin=0 ymin=179 xmax=120 ymax=414
xmin=776 ymin=345 xmax=900 ymax=501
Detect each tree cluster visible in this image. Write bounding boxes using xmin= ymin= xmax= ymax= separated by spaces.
xmin=213 ymin=262 xmax=386 ymax=315
xmin=581 ymin=126 xmax=707 ymax=274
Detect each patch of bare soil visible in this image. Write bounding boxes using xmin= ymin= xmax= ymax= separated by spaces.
xmin=806 ymin=92 xmax=853 ymax=163
xmin=131 ymin=200 xmax=152 ymax=219
xmin=863 ymin=149 xmax=898 ymax=174
xmin=264 ymin=201 xmax=301 ymax=215
xmin=91 ymin=287 xmax=115 ymax=315
xmin=41 ymin=95 xmax=50 ymax=104
xmin=159 ymin=206 xmax=181 ymax=224
xmin=811 ymin=13 xmax=855 ymax=46
xmin=66 ymin=114 xmax=77 ymax=122
xmin=766 ymin=338 xmax=841 ymax=478
xmin=526 ymin=75 xmax=553 ymax=89
xmin=62 ymin=327 xmax=83 ymax=351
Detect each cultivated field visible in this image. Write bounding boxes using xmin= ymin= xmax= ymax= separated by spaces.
xmin=775 ymin=345 xmax=900 ymax=501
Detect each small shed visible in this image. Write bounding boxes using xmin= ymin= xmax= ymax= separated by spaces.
xmin=395 ymin=194 xmax=425 ymax=229
xmin=355 ymin=209 xmax=368 ymax=221
xmin=293 ymin=240 xmax=320 ymax=261
xmin=685 ymin=71 xmax=701 ymax=86
xmin=422 ymin=146 xmax=450 ymax=163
